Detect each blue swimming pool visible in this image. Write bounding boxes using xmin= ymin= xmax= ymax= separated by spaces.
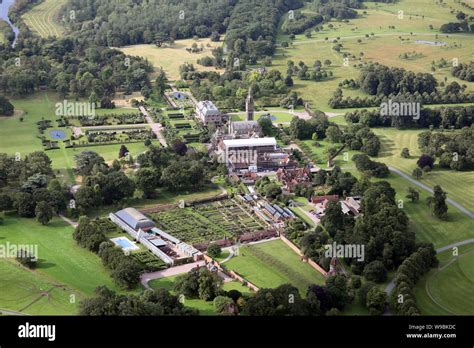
xmin=111 ymin=237 xmax=139 ymax=250
xmin=115 ymin=238 xmax=135 ymax=249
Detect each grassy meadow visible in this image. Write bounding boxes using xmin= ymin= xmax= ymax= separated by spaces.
xmin=119 ymin=38 xmax=224 ymax=80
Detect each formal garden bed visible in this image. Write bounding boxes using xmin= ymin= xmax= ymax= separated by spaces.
xmin=68 ymin=113 xmax=145 ymax=127
xmin=152 ymin=199 xmax=267 ymax=244
xmin=152 ymin=208 xmax=231 ymax=244
xmin=194 ymin=200 xmax=267 ymax=236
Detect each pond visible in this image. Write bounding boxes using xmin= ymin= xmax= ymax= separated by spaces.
xmin=0 ymin=0 xmax=20 ymax=47
xmin=49 ymin=129 xmax=67 ymax=140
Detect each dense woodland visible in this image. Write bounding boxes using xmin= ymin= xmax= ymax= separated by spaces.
xmin=59 ymin=0 xmax=236 ymax=47
xmin=0 ymin=37 xmax=152 ymax=97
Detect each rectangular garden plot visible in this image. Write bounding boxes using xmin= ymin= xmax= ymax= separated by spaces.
xmin=152 ymin=199 xmax=268 ymax=244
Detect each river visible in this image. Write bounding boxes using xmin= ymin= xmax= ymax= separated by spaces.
xmin=0 ymin=0 xmax=19 ymax=47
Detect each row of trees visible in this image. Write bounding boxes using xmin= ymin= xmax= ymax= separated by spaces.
xmin=281 ymin=12 xmax=324 ymax=34
xmin=73 ymin=217 xmax=147 ymax=289
xmin=391 ymin=245 xmax=438 ymax=315
xmin=352 ymin=154 xmax=389 ymax=178
xmin=452 ymin=62 xmax=474 ymax=82
xmin=329 ymin=87 xmax=474 ymax=109
xmin=345 ymin=105 xmax=474 ymax=129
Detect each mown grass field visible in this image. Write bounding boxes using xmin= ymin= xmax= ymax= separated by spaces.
xmin=119 ymin=38 xmax=224 ymax=80
xmin=274 ymin=0 xmax=474 ymax=111
xmin=149 ymin=275 xmax=250 ymax=315
xmin=0 ymin=216 xmax=122 ymax=314
xmin=22 ymin=0 xmax=66 ymax=38
xmin=0 ymin=259 xmax=77 ymax=315
xmin=373 ymin=127 xmax=474 ymax=212
xmin=1 ymin=93 xmax=158 ymax=184
xmin=224 ymin=240 xmax=326 ymax=295
xmin=415 ymin=243 xmax=474 ymax=315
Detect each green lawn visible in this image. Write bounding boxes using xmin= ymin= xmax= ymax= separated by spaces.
xmin=1 ymin=92 xmax=159 ymax=184
xmin=0 ymin=259 xmax=78 ymax=315
xmin=415 ymin=244 xmax=474 ymax=315
xmin=374 ymin=127 xmax=474 ymax=212
xmin=0 ymin=216 xmax=121 ymax=315
xmin=225 ymin=240 xmax=326 ymax=295
xmin=149 ymin=275 xmax=250 ymax=315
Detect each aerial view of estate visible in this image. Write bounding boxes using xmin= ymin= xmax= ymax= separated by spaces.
xmin=0 ymin=0 xmax=473 ymax=335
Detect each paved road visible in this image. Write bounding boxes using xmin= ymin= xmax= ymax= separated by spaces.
xmin=140 ymin=261 xmax=205 ymax=289
xmin=389 ymin=167 xmax=474 ymax=219
xmin=139 ymin=106 xmax=168 ymax=148
xmin=59 ymin=215 xmax=78 ymax=228
xmin=0 ymin=309 xmax=26 ymax=316
xmin=384 ymin=238 xmax=474 ymax=295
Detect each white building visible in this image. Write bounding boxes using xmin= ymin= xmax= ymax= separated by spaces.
xmin=222 ymin=137 xmax=277 ymax=153
xmin=196 ymin=100 xmax=227 ymax=125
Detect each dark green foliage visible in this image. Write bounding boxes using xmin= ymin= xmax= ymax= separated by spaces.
xmin=73 ymin=217 xmax=107 ymax=253
xmin=392 ymin=245 xmax=438 ymax=315
xmin=173 ymin=267 xmax=223 ymax=301
xmin=0 ymin=95 xmax=14 ymax=116
xmin=207 ymin=244 xmax=222 ymax=259
xmin=241 ymin=284 xmax=314 ymax=316
xmin=363 ymin=260 xmax=388 ymax=283
xmin=352 ymin=154 xmax=389 ymax=178
xmin=452 ymin=62 xmax=474 ymax=82
xmin=79 ymin=286 xmax=197 ymax=316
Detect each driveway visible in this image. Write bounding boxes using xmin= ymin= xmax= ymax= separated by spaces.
xmin=389 ymin=167 xmax=474 ymax=219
